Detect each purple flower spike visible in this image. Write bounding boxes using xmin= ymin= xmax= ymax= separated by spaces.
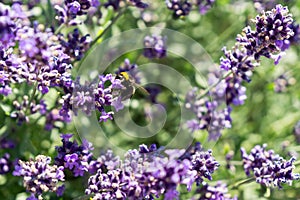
xmin=143 ymin=35 xmax=167 ymax=59
xmin=13 ymin=155 xmax=65 ymax=199
xmin=241 ymin=144 xmax=300 ymax=188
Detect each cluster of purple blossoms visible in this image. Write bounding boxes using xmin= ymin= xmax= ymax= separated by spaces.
xmin=165 ymin=0 xmax=215 ymax=18
xmin=185 ymin=76 xmax=237 ymax=140
xmin=55 ymin=0 xmax=100 ymax=25
xmin=0 ymin=2 xmax=28 ymax=48
xmin=0 ymin=153 xmax=10 ymax=175
xmin=0 ymin=3 xmax=27 ymax=95
xmin=13 ymin=155 xmax=65 ymax=200
xmin=191 ymin=149 xmax=220 ymax=185
xmin=193 ymin=182 xmax=237 ymax=200
xmin=165 ymin=0 xmax=193 ymax=18
xmin=196 ymin=0 xmax=215 ymax=14
xmin=0 ymin=18 xmax=74 ymax=126
xmin=85 ymin=143 xmax=219 ymax=199
xmin=55 ymin=134 xmax=94 ymax=177
xmin=185 ymin=4 xmax=294 ymax=140
xmin=10 ymin=96 xmax=36 ymax=125
xmin=279 ymin=22 xmax=300 ymax=51
xmin=104 ymin=0 xmax=148 ymax=11
xmin=143 ymin=35 xmax=167 ymax=59
xmin=58 ymin=28 xmax=91 ymax=61
xmin=60 ymin=73 xmax=125 ymax=122
xmin=0 ymin=138 xmax=14 ymax=175
xmin=225 ymin=4 xmax=294 ymax=82
xmin=241 ymin=144 xmax=300 ymax=188
xmin=273 ymin=73 xmax=296 ymax=93
xmin=11 ymin=23 xmax=73 ymax=94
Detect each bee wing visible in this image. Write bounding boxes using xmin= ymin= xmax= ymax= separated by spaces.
xmin=133 ymin=83 xmax=150 ymax=96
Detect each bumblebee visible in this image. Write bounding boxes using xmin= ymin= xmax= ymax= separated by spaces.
xmin=117 ymin=71 xmax=149 ymax=100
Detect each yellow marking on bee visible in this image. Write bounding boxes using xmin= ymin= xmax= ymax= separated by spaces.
xmin=120 ymin=71 xmax=130 ymax=81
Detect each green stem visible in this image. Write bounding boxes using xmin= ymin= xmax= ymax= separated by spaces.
xmin=205 ymin=19 xmax=242 ymax=53
xmin=218 ymin=160 xmax=243 ymax=166
xmin=77 ymin=9 xmax=126 ymax=69
xmin=229 ymin=177 xmax=256 ymax=190
xmin=228 ymin=159 xmax=300 ymax=190
xmin=55 ymin=23 xmax=65 ymax=34
xmin=90 ymin=10 xmax=124 ymax=47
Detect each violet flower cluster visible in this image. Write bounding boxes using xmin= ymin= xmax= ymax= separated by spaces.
xmin=143 ymin=35 xmax=167 ymax=59
xmin=241 ymin=144 xmax=300 ymax=188
xmin=58 ymin=28 xmax=91 ymax=61
xmin=104 ymin=0 xmax=148 ymax=10
xmin=165 ymin=0 xmax=215 ymax=18
xmin=193 ymin=182 xmax=237 ymax=200
xmin=85 ymin=143 xmax=219 ymax=200
xmin=224 ymin=4 xmax=294 ymax=81
xmin=0 ymin=138 xmax=14 ymax=175
xmin=0 ymin=2 xmax=81 ymax=129
xmin=273 ymin=73 xmax=296 ymax=93
xmin=185 ymin=4 xmax=294 ymax=140
xmin=13 ymin=155 xmax=65 ymax=200
xmin=55 ymin=133 xmax=94 ymax=177
xmin=60 ymin=73 xmax=125 ymax=122
xmin=55 ymin=0 xmax=101 ymax=25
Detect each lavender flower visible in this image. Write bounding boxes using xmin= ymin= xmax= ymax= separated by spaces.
xmin=274 ymin=74 xmax=296 ymax=93
xmin=55 ymin=133 xmax=94 ymax=177
xmin=10 ymin=96 xmax=42 ymax=124
xmin=104 ymin=0 xmax=148 ymax=11
xmin=185 ymin=86 xmax=232 ymax=140
xmin=0 ymin=2 xmax=27 ymax=48
xmin=89 ymin=149 xmax=120 ymax=174
xmin=185 ymin=5 xmax=294 ymax=139
xmin=191 ymin=149 xmax=220 ymax=185
xmin=166 ymin=0 xmax=192 ymax=18
xmin=0 ymin=18 xmax=74 ymax=97
xmin=128 ymin=0 xmax=148 ymax=9
xmin=86 ymin=143 xmax=219 ymax=199
xmin=58 ymin=28 xmax=91 ymax=61
xmin=222 ymin=4 xmax=294 ymax=82
xmin=13 ymin=155 xmax=65 ymax=199
xmin=60 ymin=73 xmax=125 ymax=123
xmin=193 ymin=182 xmax=237 ymax=200
xmin=143 ymin=35 xmax=167 ymax=59
xmin=195 ymin=0 xmax=215 ymax=15
xmin=241 ymin=144 xmax=300 ymax=188
xmin=288 ymin=22 xmax=300 ymax=45
xmin=55 ymin=0 xmax=101 ymax=25
xmin=0 ymin=153 xmax=10 ymax=174
xmin=0 ymin=138 xmax=15 ymax=149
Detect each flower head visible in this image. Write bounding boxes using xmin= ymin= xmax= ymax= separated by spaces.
xmin=13 ymin=155 xmax=65 ymax=198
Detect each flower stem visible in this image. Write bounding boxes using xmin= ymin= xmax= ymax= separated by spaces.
xmin=25 ymin=82 xmax=38 ymax=114
xmin=55 ymin=23 xmax=65 ymax=34
xmin=77 ymin=9 xmax=126 ymax=69
xmin=229 ymin=177 xmax=256 ymax=190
